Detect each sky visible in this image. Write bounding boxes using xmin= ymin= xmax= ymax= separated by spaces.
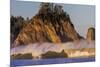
xmin=10 ymin=0 xmax=95 ymax=38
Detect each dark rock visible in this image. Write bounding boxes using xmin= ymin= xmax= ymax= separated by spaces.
xmin=11 ymin=53 xmax=33 ymax=59
xmin=41 ymin=50 xmax=68 ymax=59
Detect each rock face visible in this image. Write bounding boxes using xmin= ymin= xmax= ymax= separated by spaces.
xmin=41 ymin=50 xmax=68 ymax=59
xmin=12 ymin=3 xmax=83 ymax=47
xmin=86 ymin=27 xmax=95 ymax=42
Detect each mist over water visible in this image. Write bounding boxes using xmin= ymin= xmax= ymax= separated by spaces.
xmin=11 ymin=40 xmax=95 ymax=56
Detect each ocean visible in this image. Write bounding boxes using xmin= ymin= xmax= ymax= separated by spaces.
xmin=11 ymin=57 xmax=95 ymax=67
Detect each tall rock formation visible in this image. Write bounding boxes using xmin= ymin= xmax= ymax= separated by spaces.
xmin=86 ymin=27 xmax=95 ymax=42
xmin=12 ymin=3 xmax=83 ymax=47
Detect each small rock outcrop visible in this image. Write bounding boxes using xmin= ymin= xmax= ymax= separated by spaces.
xmin=41 ymin=50 xmax=68 ymax=59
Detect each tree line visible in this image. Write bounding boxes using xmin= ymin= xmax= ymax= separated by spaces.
xmin=38 ymin=3 xmax=70 ymax=25
xmin=10 ymin=16 xmax=30 ymax=44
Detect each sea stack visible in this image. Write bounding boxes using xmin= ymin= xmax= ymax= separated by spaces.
xmin=86 ymin=27 xmax=95 ymax=42
xmin=11 ymin=3 xmax=83 ymax=47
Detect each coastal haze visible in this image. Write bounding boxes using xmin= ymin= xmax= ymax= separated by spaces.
xmin=11 ymin=40 xmax=95 ymax=57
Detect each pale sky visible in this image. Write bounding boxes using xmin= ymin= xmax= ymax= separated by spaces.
xmin=11 ymin=0 xmax=95 ymax=38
